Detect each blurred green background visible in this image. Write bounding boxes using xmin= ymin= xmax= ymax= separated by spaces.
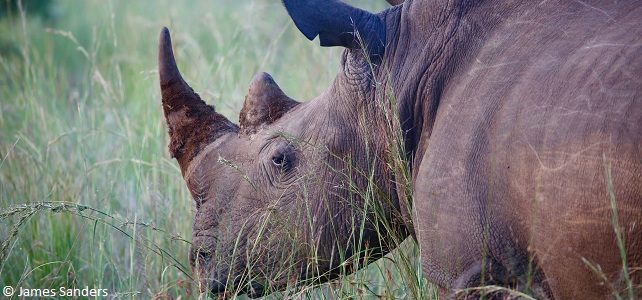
xmin=0 ymin=0 xmax=434 ymax=299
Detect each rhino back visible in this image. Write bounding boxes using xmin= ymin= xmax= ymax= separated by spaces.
xmin=412 ymin=1 xmax=642 ymax=298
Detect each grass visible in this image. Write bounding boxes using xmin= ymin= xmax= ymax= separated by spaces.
xmin=0 ymin=0 xmax=428 ymax=298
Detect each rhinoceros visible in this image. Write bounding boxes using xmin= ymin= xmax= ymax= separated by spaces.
xmin=157 ymin=0 xmax=642 ymax=299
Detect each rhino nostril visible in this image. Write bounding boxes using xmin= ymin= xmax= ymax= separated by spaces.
xmin=197 ymin=251 xmax=212 ymax=261
xmin=190 ymin=249 xmax=213 ymax=268
xmin=209 ymin=278 xmax=227 ymax=295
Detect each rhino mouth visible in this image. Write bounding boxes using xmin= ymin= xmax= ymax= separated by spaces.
xmin=194 ymin=255 xmax=268 ymax=299
xmin=240 ymin=281 xmax=265 ymax=299
xmin=206 ymin=275 xmax=265 ymax=299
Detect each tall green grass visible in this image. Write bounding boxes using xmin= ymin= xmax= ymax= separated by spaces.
xmin=1 ymin=0 xmax=430 ymax=298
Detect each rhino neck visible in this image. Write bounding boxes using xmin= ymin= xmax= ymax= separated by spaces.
xmin=320 ymin=75 xmax=413 ymax=244
xmin=381 ymin=0 xmax=529 ymax=174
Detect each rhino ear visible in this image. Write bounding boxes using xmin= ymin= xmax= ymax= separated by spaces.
xmin=282 ymin=0 xmax=386 ymax=58
xmin=239 ymin=72 xmax=299 ymax=135
xmin=386 ymin=0 xmax=404 ymax=5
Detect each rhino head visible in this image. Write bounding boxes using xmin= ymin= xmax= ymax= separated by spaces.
xmin=158 ymin=1 xmax=407 ymax=296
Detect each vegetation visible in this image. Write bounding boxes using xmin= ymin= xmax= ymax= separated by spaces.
xmin=0 ymin=0 xmax=430 ymax=298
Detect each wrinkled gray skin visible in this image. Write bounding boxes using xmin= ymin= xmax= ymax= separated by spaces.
xmin=158 ymin=0 xmax=642 ymax=299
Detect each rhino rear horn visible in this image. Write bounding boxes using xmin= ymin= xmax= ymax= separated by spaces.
xmin=239 ymin=72 xmax=299 ymax=134
xmin=282 ymin=0 xmax=386 ymax=58
xmin=158 ymin=27 xmax=238 ymax=173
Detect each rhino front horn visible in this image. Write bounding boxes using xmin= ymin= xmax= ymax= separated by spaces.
xmin=158 ymin=27 xmax=194 ymax=104
xmin=157 ymin=27 xmax=238 ymax=174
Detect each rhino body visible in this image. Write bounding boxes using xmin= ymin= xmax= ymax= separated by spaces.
xmin=158 ymin=0 xmax=642 ymax=299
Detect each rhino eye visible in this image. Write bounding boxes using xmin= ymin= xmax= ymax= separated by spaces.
xmin=271 ymin=147 xmax=295 ymax=172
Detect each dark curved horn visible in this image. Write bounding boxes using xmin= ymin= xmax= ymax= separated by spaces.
xmin=282 ymin=0 xmax=386 ymax=58
xmin=158 ymin=27 xmax=193 ymax=101
xmin=386 ymin=0 xmax=404 ymax=6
